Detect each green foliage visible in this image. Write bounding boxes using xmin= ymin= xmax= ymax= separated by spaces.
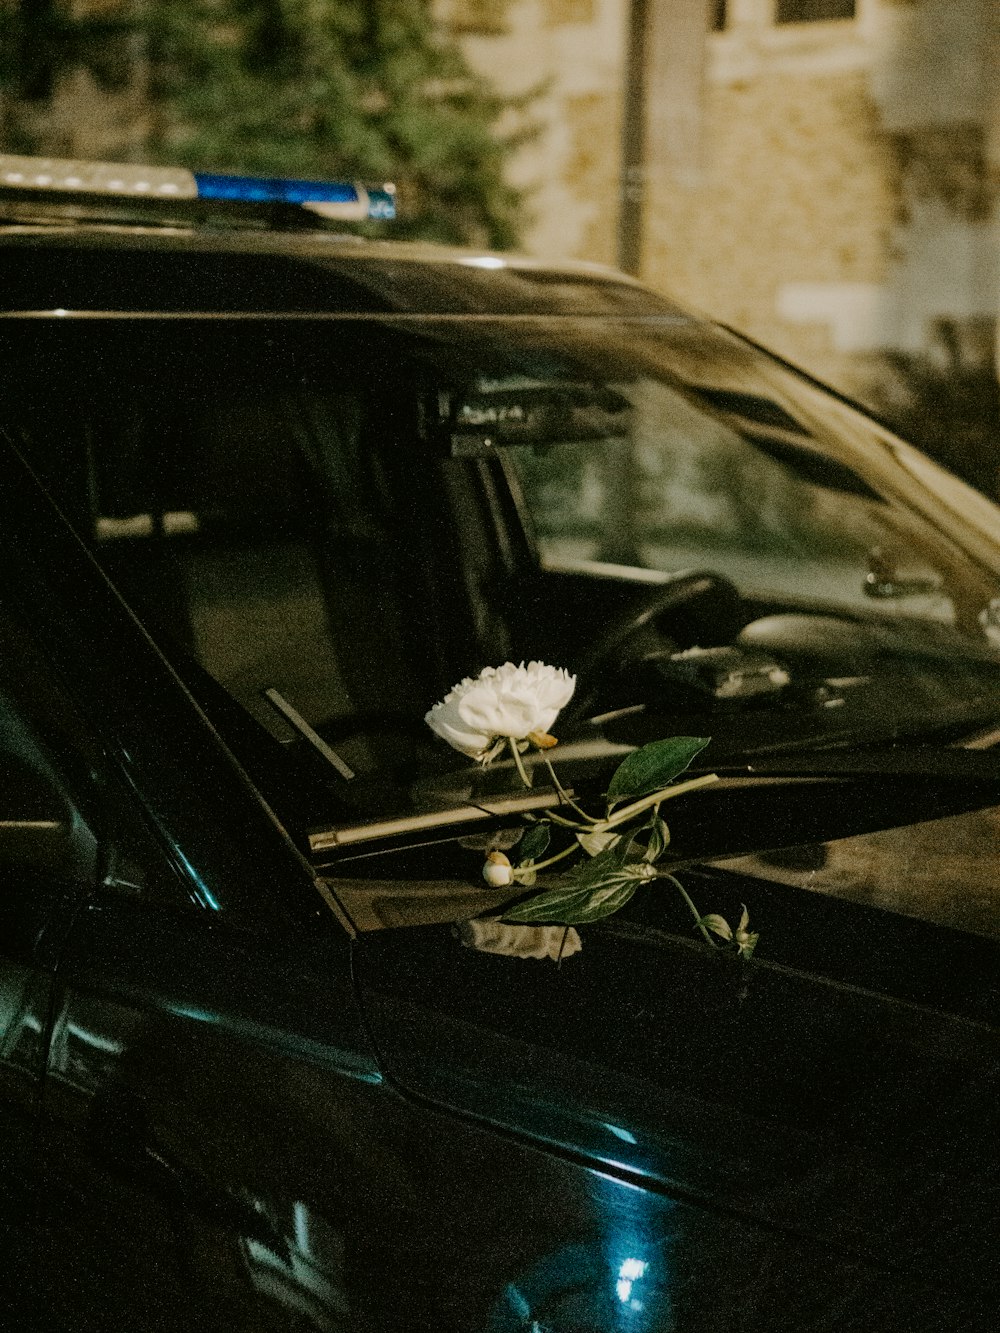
xmin=0 ymin=0 xmax=139 ymax=152
xmin=493 ymin=733 xmax=753 ymax=950
xmin=145 ymin=0 xmax=531 ymax=247
xmin=639 ymin=814 xmax=669 ymax=861
xmin=518 ymin=821 xmax=551 ymax=863
xmin=502 ymin=879 xmax=640 ymax=925
xmin=605 ymin=736 xmax=710 ymax=803
xmin=697 ymin=903 xmax=759 ymax=959
xmin=874 ymin=327 xmax=1000 ymax=500
xmin=1 ymin=0 xmax=532 ymax=248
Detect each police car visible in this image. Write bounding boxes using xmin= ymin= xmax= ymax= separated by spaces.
xmin=1 ymin=154 xmax=999 ymax=1331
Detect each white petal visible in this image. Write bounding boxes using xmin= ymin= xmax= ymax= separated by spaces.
xmin=428 ymin=662 xmax=575 ymax=751
xmin=458 ymin=686 xmax=537 ymax=740
xmin=424 ymin=704 xmax=493 ymax=758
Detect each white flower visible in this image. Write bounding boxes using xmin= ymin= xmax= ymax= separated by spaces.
xmin=456 ymin=918 xmax=582 ymax=961
xmin=425 ymin=661 xmax=576 ymax=762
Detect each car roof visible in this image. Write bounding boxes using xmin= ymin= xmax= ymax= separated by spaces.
xmin=0 ymin=195 xmax=683 ymax=319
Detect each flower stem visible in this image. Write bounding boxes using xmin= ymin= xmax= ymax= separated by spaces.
xmin=542 ymin=754 xmax=598 ymax=823
xmin=595 ymin=772 xmax=719 ymax=832
xmin=661 ymin=872 xmax=716 ymax=947
xmin=544 ymin=810 xmax=587 ymax=829
xmin=514 ymin=843 xmax=578 ymax=876
xmin=508 ymin=737 xmax=533 ymax=789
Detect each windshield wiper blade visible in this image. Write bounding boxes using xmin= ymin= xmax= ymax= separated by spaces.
xmin=308 ymin=788 xmax=568 ymax=852
xmin=262 ymin=687 xmax=356 ymax=781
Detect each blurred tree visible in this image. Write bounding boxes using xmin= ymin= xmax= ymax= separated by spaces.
xmin=0 ymin=0 xmax=532 ymax=248
xmin=0 ymin=0 xmax=140 ymax=150
xmin=873 ymin=321 xmax=1000 ymax=500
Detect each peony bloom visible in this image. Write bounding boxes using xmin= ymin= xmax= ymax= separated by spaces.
xmin=425 ymin=661 xmax=576 ymax=762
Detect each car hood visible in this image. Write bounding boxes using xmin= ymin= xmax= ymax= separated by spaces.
xmin=352 ymin=881 xmax=1000 ymax=1299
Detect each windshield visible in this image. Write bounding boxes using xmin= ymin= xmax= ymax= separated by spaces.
xmin=7 ymin=312 xmax=1000 ymax=833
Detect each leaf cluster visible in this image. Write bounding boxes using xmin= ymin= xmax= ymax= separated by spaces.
xmin=499 ymin=735 xmax=754 ymax=954
xmin=144 ymin=0 xmax=533 ymax=247
xmin=1 ymin=1 xmax=533 ymax=248
xmin=1 ymin=0 xmax=138 ymax=148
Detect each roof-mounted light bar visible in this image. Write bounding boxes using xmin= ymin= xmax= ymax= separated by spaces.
xmin=0 ymin=154 xmax=194 ymax=198
xmin=191 ymin=170 xmax=396 ymax=218
xmin=0 ymin=153 xmax=396 ymax=220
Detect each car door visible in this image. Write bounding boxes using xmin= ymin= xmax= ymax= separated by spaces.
xmin=0 ymin=443 xmax=377 ymax=1329
xmin=0 ymin=602 xmax=101 ymax=1299
xmin=0 ymin=581 xmax=216 ymax=1328
xmin=0 ymin=435 xmax=615 ymax=1333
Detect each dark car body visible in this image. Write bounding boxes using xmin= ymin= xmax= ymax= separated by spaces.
xmin=1 ymin=179 xmax=999 ymax=1332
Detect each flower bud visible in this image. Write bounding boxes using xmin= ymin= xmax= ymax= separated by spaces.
xmin=482 ymin=851 xmax=514 ymax=888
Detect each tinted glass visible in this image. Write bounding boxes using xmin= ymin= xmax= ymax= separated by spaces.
xmin=5 ymin=312 xmax=1000 ymax=841
xmin=509 ymin=378 xmax=948 ymax=615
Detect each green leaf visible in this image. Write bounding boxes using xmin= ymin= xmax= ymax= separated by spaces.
xmin=576 ymin=829 xmax=621 ymax=858
xmin=734 ymin=903 xmax=759 ymax=959
xmin=503 ymin=836 xmax=651 ymax=923
xmin=518 ymin=822 xmax=551 ymax=864
xmin=698 ymin=913 xmax=733 ymax=942
xmin=642 ymin=816 xmax=670 ymax=863
xmin=607 ymin=737 xmax=711 ymax=802
xmin=573 ymin=836 xmax=635 ymax=887
xmin=502 ymin=880 xmax=638 ymax=925
xmin=736 ymin=931 xmax=760 ymax=960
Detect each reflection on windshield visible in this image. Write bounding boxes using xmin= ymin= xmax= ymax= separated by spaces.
xmin=714 ymin=800 xmax=1000 ymax=943
xmin=506 ymin=385 xmax=955 ymax=620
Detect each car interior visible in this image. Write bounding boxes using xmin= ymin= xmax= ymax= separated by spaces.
xmin=7 ymin=312 xmax=1000 ymax=832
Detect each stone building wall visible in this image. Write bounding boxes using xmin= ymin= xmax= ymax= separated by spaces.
xmin=449 ymin=0 xmax=1000 ymax=420
xmin=441 ymin=0 xmax=627 ymax=265
xmin=645 ymin=65 xmax=898 ymax=394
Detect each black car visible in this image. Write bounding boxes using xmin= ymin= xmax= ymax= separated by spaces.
xmin=1 ymin=154 xmax=999 ymax=1332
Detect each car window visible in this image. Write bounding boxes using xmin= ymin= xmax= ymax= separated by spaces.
xmin=90 ymin=382 xmax=397 ymax=733
xmin=5 ymin=320 xmax=469 ymax=784
xmin=7 ymin=310 xmax=1000 ymax=836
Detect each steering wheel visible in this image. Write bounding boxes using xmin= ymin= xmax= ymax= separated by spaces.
xmin=570 ymin=569 xmax=744 ymax=716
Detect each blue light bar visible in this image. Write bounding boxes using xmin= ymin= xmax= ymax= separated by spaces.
xmin=0 ymin=153 xmax=396 ymax=220
xmin=194 ymin=171 xmax=396 ymax=219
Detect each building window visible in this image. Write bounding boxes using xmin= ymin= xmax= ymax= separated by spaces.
xmin=776 ymin=0 xmax=856 ymax=21
xmin=711 ymin=1 xmax=728 ymax=31
xmin=444 ymin=0 xmax=510 ymax=34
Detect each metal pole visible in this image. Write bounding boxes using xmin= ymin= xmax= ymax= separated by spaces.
xmin=618 ymin=0 xmax=649 ymax=276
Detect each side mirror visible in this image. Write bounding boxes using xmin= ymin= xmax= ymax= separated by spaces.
xmin=0 ymin=750 xmax=97 ymax=882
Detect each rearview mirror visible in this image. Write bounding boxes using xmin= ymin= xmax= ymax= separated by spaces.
xmin=434 ymin=377 xmax=632 ymax=456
